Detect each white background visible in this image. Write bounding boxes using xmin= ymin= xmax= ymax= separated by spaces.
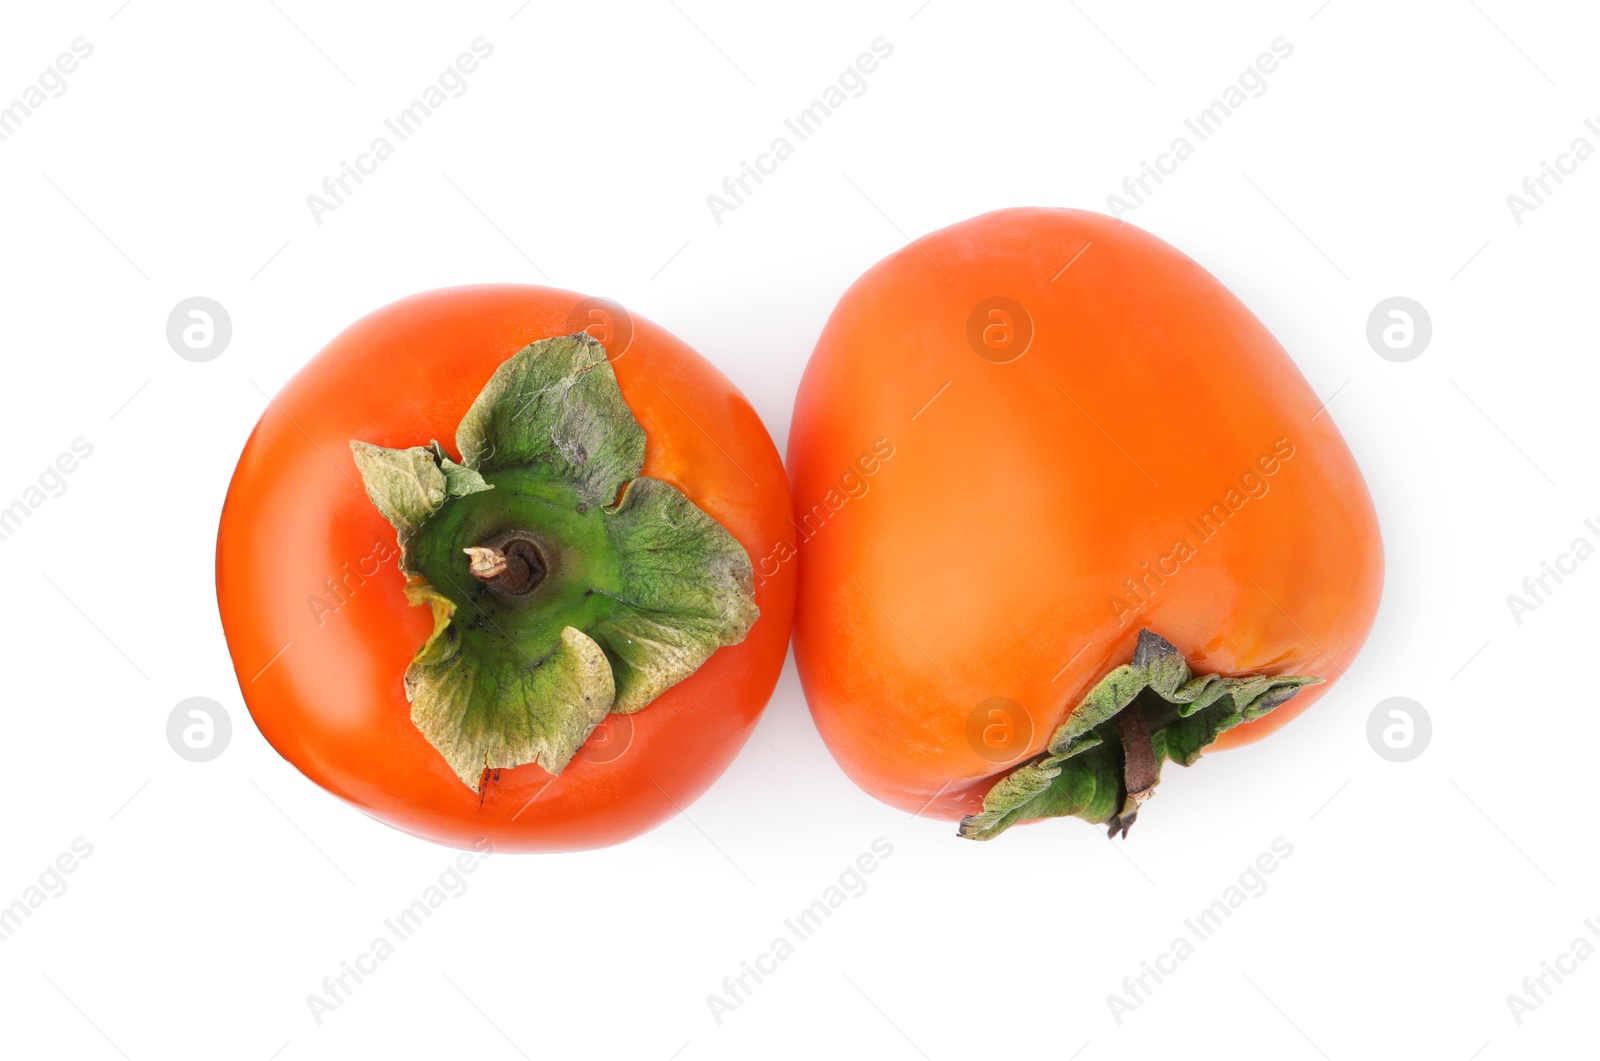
xmin=0 ymin=1 xmax=1593 ymax=1058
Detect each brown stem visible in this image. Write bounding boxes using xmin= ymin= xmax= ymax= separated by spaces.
xmin=464 ymin=546 xmax=508 ymax=580
xmin=1106 ymin=703 xmax=1160 ymax=839
xmin=463 ymin=539 xmax=547 ymax=595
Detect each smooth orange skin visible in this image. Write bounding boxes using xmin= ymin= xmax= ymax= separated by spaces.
xmin=217 ymin=286 xmax=795 ymax=852
xmin=788 ymin=209 xmax=1383 ymax=821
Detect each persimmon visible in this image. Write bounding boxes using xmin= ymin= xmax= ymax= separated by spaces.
xmin=787 ymin=208 xmax=1383 ymax=838
xmin=217 ymin=286 xmax=794 ymax=852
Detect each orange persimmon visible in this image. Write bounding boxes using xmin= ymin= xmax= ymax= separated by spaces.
xmin=787 ymin=208 xmax=1383 ymax=838
xmin=218 ymin=286 xmax=794 ymax=851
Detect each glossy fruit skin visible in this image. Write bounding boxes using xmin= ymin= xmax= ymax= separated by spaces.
xmin=788 ymin=208 xmax=1383 ymax=821
xmin=217 ymin=285 xmax=795 ymax=852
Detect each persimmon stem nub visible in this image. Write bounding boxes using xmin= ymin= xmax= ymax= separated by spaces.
xmin=464 ymin=546 xmax=508 ymax=580
xmin=1107 ymin=704 xmax=1160 ymax=839
xmin=464 ymin=539 xmax=547 ymax=595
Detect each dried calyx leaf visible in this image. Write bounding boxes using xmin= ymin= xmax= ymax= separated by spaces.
xmin=350 ymin=334 xmax=758 ymax=792
xmin=349 ymin=440 xmax=492 ymax=564
xmin=958 ymin=630 xmax=1321 ymax=841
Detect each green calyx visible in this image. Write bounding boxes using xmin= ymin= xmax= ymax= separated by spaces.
xmin=958 ymin=630 xmax=1321 ymax=841
xmin=350 ymin=334 xmax=759 ymax=792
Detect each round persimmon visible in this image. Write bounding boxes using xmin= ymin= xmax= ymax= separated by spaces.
xmin=787 ymin=208 xmax=1383 ymax=839
xmin=217 ymin=285 xmax=794 ymax=852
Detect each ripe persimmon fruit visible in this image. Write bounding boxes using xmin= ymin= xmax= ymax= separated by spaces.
xmin=217 ymin=286 xmax=794 ymax=851
xmin=787 ymin=208 xmax=1383 ymax=838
